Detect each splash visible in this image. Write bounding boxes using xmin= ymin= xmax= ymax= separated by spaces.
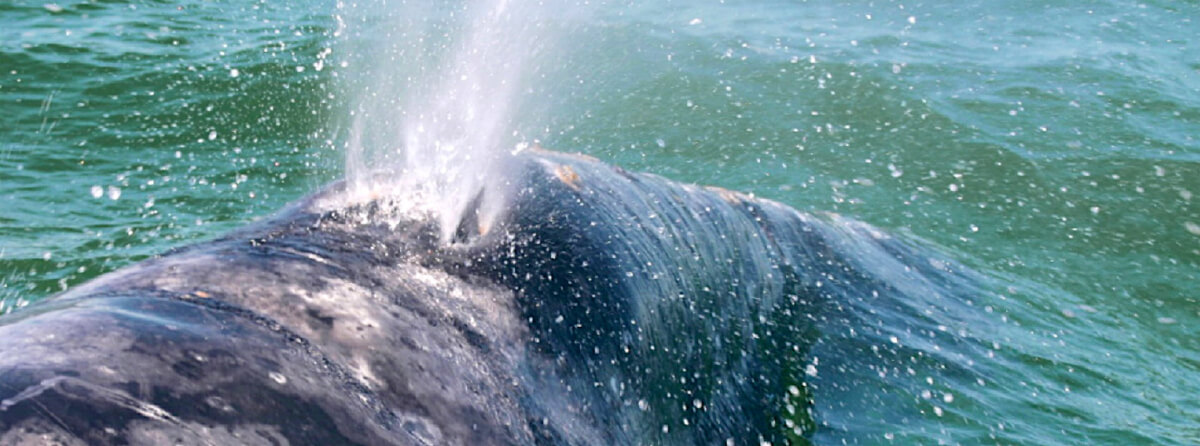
xmin=337 ymin=0 xmax=558 ymax=241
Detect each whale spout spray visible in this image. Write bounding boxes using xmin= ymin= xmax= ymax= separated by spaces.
xmin=339 ymin=0 xmax=560 ymax=242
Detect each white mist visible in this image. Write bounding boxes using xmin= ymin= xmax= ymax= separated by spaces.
xmin=337 ymin=0 xmax=560 ymax=241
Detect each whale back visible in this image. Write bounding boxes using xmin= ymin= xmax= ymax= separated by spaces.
xmin=0 ymin=151 xmax=986 ymax=445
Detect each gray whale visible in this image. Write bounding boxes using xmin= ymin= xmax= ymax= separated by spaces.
xmin=0 ymin=150 xmax=986 ymax=445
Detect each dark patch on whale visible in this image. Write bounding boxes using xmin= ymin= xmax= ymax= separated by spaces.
xmin=0 ymin=150 xmax=991 ymax=445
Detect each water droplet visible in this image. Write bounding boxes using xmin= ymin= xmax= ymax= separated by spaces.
xmin=269 ymin=372 xmax=288 ymax=384
xmin=90 ymin=185 xmax=103 ymax=198
xmin=229 ymin=68 xmax=239 ymax=77
xmin=106 ymin=186 xmax=121 ymax=200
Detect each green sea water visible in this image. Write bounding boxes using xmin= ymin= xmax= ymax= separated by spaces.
xmin=1 ymin=0 xmax=1197 ymax=444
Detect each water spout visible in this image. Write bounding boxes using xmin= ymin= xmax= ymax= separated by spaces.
xmin=338 ymin=0 xmax=558 ymax=242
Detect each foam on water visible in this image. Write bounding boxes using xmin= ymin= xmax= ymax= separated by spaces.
xmin=338 ymin=0 xmax=563 ymax=242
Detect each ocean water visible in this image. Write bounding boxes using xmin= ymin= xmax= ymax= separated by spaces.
xmin=1 ymin=0 xmax=1197 ymax=444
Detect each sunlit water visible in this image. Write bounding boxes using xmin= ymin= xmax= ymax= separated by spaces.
xmin=1 ymin=0 xmax=1197 ymax=444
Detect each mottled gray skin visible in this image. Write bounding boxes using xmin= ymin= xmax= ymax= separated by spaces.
xmin=0 ymin=188 xmax=557 ymax=444
xmin=0 ymin=152 xmax=615 ymax=445
xmin=0 ymin=150 xmax=952 ymax=445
